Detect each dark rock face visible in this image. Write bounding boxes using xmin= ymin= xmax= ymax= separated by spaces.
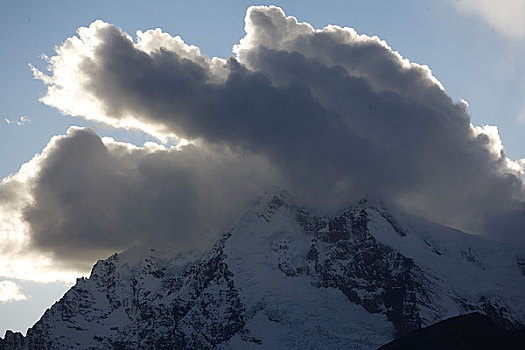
xmin=1 ymin=194 xmax=524 ymax=349
xmin=300 ymin=208 xmax=435 ymax=336
xmin=379 ymin=313 xmax=525 ymax=350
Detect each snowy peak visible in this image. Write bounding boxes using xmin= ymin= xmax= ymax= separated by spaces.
xmin=227 ymin=194 xmax=524 ymax=332
xmin=2 ymin=194 xmax=524 ymax=349
xmin=236 ymin=196 xmax=438 ymax=334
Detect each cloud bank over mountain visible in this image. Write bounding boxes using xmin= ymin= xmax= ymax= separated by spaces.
xmin=1 ymin=6 xmax=524 ymax=280
xmin=0 ymin=127 xmax=277 ymax=276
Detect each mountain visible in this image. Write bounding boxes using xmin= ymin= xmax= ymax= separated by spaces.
xmin=379 ymin=312 xmax=525 ymax=349
xmin=1 ymin=193 xmax=524 ymax=349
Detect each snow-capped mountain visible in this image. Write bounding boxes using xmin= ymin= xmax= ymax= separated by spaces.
xmin=2 ymin=193 xmax=524 ymax=349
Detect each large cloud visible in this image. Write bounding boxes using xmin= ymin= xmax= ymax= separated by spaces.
xmin=2 ymin=6 xmax=524 ymax=280
xmin=0 ymin=127 xmax=277 ymax=276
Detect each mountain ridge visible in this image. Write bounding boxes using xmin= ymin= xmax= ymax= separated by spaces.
xmin=2 ymin=193 xmax=524 ymax=349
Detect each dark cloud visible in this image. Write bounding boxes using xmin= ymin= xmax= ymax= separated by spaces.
xmin=6 ymin=5 xmax=525 ymax=270
xmin=20 ymin=128 xmax=277 ymax=269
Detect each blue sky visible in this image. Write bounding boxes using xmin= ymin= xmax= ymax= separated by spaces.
xmin=1 ymin=0 xmax=524 ymax=336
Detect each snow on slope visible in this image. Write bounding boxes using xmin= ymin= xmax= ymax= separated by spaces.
xmin=1 ymin=192 xmax=524 ymax=349
xmin=364 ymin=200 xmax=525 ymax=328
xmin=222 ymin=195 xmax=393 ymax=349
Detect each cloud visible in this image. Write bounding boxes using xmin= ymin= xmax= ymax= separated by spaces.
xmin=518 ymin=106 xmax=525 ymax=124
xmin=0 ymin=127 xmax=279 ymax=278
xmin=3 ymin=116 xmax=31 ymax=126
xmin=0 ymin=281 xmax=27 ymax=303
xmin=448 ymin=0 xmax=525 ymax=40
xmin=1 ymin=5 xmax=523 ymax=280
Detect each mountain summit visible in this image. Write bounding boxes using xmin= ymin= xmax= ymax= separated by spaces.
xmin=2 ymin=193 xmax=524 ymax=349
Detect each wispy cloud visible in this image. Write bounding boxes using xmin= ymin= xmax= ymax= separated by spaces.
xmin=448 ymin=0 xmax=525 ymax=40
xmin=518 ymin=106 xmax=525 ymax=123
xmin=3 ymin=116 xmax=31 ymax=126
xmin=0 ymin=281 xmax=28 ymax=303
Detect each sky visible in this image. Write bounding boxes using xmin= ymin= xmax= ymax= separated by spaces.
xmin=1 ymin=0 xmax=525 ymax=336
